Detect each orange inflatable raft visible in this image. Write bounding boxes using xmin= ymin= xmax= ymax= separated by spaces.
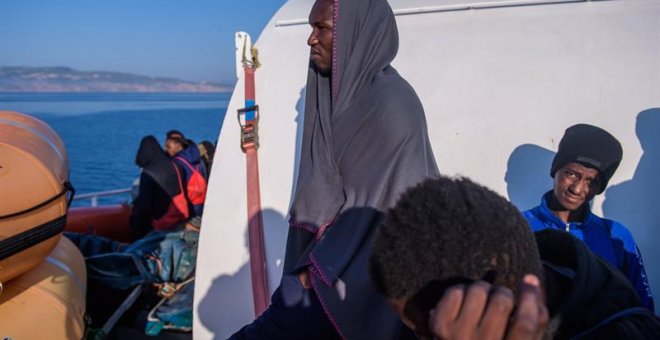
xmin=0 ymin=236 xmax=86 ymax=339
xmin=0 ymin=111 xmax=85 ymax=338
xmin=0 ymin=110 xmax=72 ymax=284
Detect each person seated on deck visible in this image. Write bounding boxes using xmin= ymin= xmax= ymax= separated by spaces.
xmin=369 ymin=176 xmax=660 ymax=339
xmin=523 ymin=124 xmax=654 ymax=311
xmin=131 ymin=135 xmax=188 ymax=235
xmin=165 ymin=130 xmax=208 ymax=217
xmin=198 ymin=140 xmax=215 ymax=176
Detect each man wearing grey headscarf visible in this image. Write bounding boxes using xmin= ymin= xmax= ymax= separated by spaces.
xmin=230 ymin=0 xmax=438 ymax=338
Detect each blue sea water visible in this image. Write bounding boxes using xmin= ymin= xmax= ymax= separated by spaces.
xmin=0 ymin=92 xmax=229 ymax=206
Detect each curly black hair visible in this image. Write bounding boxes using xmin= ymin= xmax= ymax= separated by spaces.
xmin=369 ymin=176 xmax=543 ymax=300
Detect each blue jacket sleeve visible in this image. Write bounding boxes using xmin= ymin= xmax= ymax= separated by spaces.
xmin=610 ymin=222 xmax=655 ymax=312
xmin=624 ymin=244 xmax=655 ymax=311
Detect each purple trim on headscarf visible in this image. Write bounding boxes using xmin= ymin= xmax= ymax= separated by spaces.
xmin=315 ymin=218 xmax=335 ymax=240
xmin=288 ymin=217 xmax=336 ymax=238
xmin=288 ymin=218 xmax=318 ymax=234
xmin=310 ymin=266 xmax=347 ymax=340
xmin=332 ymin=0 xmax=339 ymax=100
xmin=310 ymin=252 xmax=334 ymax=286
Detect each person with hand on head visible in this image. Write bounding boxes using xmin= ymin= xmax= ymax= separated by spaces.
xmin=370 ymin=176 xmax=660 ymax=339
xmin=524 ymin=124 xmax=654 ymax=311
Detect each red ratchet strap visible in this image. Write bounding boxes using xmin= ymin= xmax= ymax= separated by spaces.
xmin=237 ymin=44 xmax=269 ymax=317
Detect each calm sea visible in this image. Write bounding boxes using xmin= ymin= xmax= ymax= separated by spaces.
xmin=0 ymin=92 xmax=229 ymax=206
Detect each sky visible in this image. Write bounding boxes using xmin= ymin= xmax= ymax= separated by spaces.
xmin=0 ymin=0 xmax=287 ymax=85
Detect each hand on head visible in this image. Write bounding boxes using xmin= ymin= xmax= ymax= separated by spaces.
xmin=429 ymin=274 xmax=548 ymax=340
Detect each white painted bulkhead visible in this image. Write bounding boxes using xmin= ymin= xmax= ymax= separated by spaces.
xmin=194 ymin=0 xmax=660 ymax=337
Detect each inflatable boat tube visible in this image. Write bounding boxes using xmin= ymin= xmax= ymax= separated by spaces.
xmin=0 ymin=236 xmax=86 ymax=339
xmin=66 ymin=204 xmax=136 ymax=243
xmin=0 ymin=111 xmax=71 ymax=284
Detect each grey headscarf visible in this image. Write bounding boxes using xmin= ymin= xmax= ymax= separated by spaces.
xmin=285 ymin=0 xmax=439 ymax=337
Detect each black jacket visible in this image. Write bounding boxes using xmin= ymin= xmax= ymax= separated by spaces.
xmin=537 ymin=229 xmax=660 ymax=339
xmin=131 ymin=136 xmax=182 ymax=235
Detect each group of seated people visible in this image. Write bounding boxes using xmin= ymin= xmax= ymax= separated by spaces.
xmin=65 ymin=130 xmax=216 ymax=334
xmin=70 ymin=128 xmax=223 ymax=334
xmin=130 ymin=130 xmax=215 ymax=236
xmin=370 ymin=124 xmax=658 ymax=339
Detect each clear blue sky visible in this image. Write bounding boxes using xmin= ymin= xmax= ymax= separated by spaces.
xmin=0 ymin=0 xmax=286 ymax=85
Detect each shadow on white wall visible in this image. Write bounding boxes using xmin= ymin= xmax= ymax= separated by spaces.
xmin=603 ymin=108 xmax=660 ymax=313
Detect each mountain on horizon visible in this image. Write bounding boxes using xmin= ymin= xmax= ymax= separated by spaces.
xmin=0 ymin=66 xmax=233 ymax=93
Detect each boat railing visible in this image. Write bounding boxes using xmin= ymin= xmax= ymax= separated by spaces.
xmin=74 ymin=188 xmax=132 ymax=207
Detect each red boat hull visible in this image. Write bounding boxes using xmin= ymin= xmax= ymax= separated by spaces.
xmin=65 ymin=204 xmax=138 ymax=243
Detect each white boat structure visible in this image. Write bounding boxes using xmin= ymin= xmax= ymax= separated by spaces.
xmin=194 ymin=0 xmax=660 ymax=338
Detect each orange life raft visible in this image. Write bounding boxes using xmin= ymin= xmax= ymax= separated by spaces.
xmin=0 ymin=236 xmax=86 ymax=339
xmin=0 ymin=110 xmax=72 ymax=284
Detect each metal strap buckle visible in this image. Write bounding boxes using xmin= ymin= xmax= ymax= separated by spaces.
xmin=154 ymin=282 xmax=177 ymax=299
xmin=237 ymin=105 xmax=260 ymax=152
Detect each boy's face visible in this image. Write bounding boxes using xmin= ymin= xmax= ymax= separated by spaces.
xmin=552 ymin=162 xmax=601 ymax=211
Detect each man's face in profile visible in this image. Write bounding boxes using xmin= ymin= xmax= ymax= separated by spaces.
xmin=165 ymin=138 xmax=183 ymax=157
xmin=307 ymin=0 xmax=333 ymax=76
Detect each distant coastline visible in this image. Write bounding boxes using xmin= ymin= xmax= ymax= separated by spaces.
xmin=0 ymin=66 xmax=233 ymax=93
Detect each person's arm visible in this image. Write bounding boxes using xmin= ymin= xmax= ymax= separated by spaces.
xmin=624 ymin=244 xmax=654 ymax=311
xmin=610 ymin=223 xmax=655 ymax=312
xmin=429 ymin=274 xmax=549 ymax=340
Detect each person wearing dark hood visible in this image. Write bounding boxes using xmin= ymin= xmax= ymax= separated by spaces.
xmin=370 ymin=176 xmax=660 ymax=339
xmin=131 ymin=135 xmax=188 ymax=235
xmin=165 ymin=131 xmax=208 ymax=217
xmin=523 ymin=124 xmax=654 ymax=312
xmin=230 ymin=0 xmax=438 ymax=338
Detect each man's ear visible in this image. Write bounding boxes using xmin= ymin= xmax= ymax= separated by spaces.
xmin=402 ymin=278 xmax=479 ymax=337
xmin=402 ymin=299 xmax=433 ymax=338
